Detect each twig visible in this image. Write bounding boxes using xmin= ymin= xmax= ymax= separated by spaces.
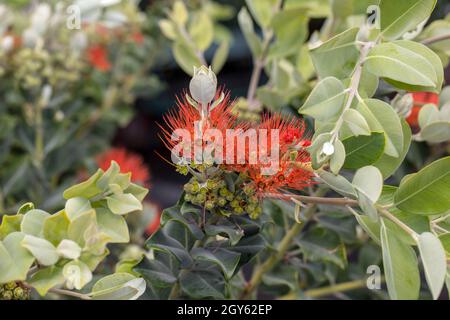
xmin=22 ymin=283 xmax=92 ymax=300
xmin=279 ymin=277 xmax=385 ymax=299
xmin=240 ymin=188 xmax=328 ymax=299
xmin=266 ymin=193 xmax=359 ymax=207
xmin=421 ymin=33 xmax=450 ymax=45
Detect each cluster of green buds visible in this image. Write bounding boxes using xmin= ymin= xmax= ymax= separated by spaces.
xmin=12 ymin=47 xmax=83 ymax=89
xmin=183 ymin=175 xmax=262 ymax=219
xmin=0 ymin=282 xmax=30 ymax=300
xmin=231 ymin=97 xmax=261 ymax=122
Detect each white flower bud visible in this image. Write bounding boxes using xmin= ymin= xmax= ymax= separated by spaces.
xmin=1 ymin=35 xmax=14 ymax=53
xmin=392 ymin=93 xmax=414 ymax=118
xmin=321 ymin=142 xmax=335 ymax=156
xmin=189 ymin=65 xmax=217 ymax=104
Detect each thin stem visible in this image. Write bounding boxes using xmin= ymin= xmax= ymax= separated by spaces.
xmin=178 ymin=25 xmax=207 ymax=66
xmin=378 ymin=206 xmax=419 ymax=241
xmin=330 ymin=41 xmax=374 ymax=142
xmin=49 ymin=288 xmax=92 ymax=300
xmin=22 ymin=283 xmax=92 ymax=300
xmin=240 ymin=188 xmax=327 ymax=299
xmin=280 ymin=277 xmax=385 ymax=299
xmin=246 ymin=0 xmax=283 ymax=110
xmin=266 ymin=194 xmax=359 ymax=207
xmin=421 ymin=33 xmax=450 ymax=45
xmin=34 ymin=101 xmax=44 ymax=169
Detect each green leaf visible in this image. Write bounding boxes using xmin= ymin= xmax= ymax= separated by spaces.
xmin=245 ymin=0 xmax=277 ymax=28
xmin=380 ymin=0 xmax=437 ymax=40
xmin=28 ymin=266 xmax=64 ymax=296
xmin=180 ymin=269 xmax=225 ymax=299
xmin=365 ymin=42 xmax=438 ymax=89
xmin=381 ymin=223 xmax=420 ymax=300
xmin=68 ymin=209 xmax=97 ymax=247
xmin=353 ymin=166 xmax=383 ymax=203
xmin=189 ymin=12 xmax=214 ymax=51
xmin=420 ymin=121 xmax=450 ymax=143
xmin=0 ymin=232 xmax=35 ymax=283
xmin=91 ymin=273 xmax=145 ymax=300
xmin=124 ymin=183 xmax=149 ymax=202
xmin=56 ymin=240 xmax=82 ymax=260
xmin=191 ymin=248 xmax=240 ymax=279
xmin=21 ymin=235 xmax=59 ymax=266
xmin=0 ymin=214 xmax=23 ymax=240
xmin=418 ymin=232 xmax=447 ymax=299
xmin=342 ymin=108 xmax=371 ymax=137
xmin=394 ymin=157 xmax=450 ymax=215
xmin=161 ymin=206 xmax=204 ymax=240
xmin=317 ymin=170 xmax=356 ymax=199
xmin=211 ymin=41 xmax=229 ymax=74
xmin=384 ymin=40 xmax=444 ymax=92
xmin=356 ymin=99 xmax=404 ymax=157
xmin=205 ymin=223 xmax=244 ymax=246
xmin=439 ymin=234 xmax=450 ymax=258
xmin=65 ymin=197 xmax=92 ymax=221
xmin=42 ymin=210 xmax=70 ymax=246
xmin=20 ymin=209 xmax=50 ymax=237
xmin=63 ymin=260 xmax=93 ymax=290
xmin=330 ymin=139 xmax=345 ymax=174
xmin=63 ymin=169 xmax=103 ymax=199
xmin=171 ymin=0 xmax=188 ymax=26
xmin=418 ymin=104 xmax=440 ymax=129
xmin=373 ymin=120 xmax=412 ymax=179
xmin=342 ymin=132 xmax=385 ymax=169
xmin=17 ymin=202 xmax=34 ymax=214
xmin=159 ymin=19 xmax=177 ymax=40
xmin=135 ymin=259 xmax=177 ymax=288
xmin=238 ymin=8 xmax=262 ymax=58
xmin=310 ymin=28 xmax=359 ymax=79
xmin=96 ymin=208 xmax=129 ymax=243
xmin=146 ymin=229 xmax=193 ymax=268
xmin=299 ymin=77 xmax=346 ymax=121
xmin=107 ymin=193 xmax=142 ymax=215
xmin=173 ymin=40 xmax=202 ymax=76
xmin=269 ymin=8 xmax=307 ymax=58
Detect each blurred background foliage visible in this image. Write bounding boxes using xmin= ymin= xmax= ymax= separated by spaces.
xmin=1 ymin=0 xmax=450 ymax=300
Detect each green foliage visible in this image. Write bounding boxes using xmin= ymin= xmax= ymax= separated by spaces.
xmin=0 ymin=162 xmax=148 ymax=300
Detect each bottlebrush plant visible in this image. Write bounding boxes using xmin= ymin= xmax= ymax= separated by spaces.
xmin=0 ymin=161 xmax=149 ymax=300
xmin=135 ymin=0 xmax=450 ymax=301
xmin=0 ymin=0 xmax=163 ymax=213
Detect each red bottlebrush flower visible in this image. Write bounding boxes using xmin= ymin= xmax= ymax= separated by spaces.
xmin=159 ymin=91 xmax=240 ymax=161
xmin=232 ymin=114 xmax=314 ymax=198
xmin=131 ymin=31 xmax=145 ymax=45
xmin=87 ymin=45 xmax=111 ymax=72
xmin=97 ymin=148 xmax=150 ymax=186
xmin=406 ymin=92 xmax=439 ymax=128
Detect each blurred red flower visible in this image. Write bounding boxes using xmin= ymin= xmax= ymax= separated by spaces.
xmin=406 ymin=92 xmax=439 ymax=128
xmin=87 ymin=45 xmax=112 ymax=72
xmin=97 ymin=147 xmax=150 ymax=186
xmin=230 ymin=114 xmax=314 ymax=198
xmin=131 ymin=31 xmax=145 ymax=45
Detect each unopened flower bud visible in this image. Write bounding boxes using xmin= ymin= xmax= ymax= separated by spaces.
xmin=321 ymin=142 xmax=335 ymax=156
xmin=392 ymin=93 xmax=414 ymax=118
xmin=189 ymin=65 xmax=217 ymax=104
xmin=1 ymin=35 xmax=14 ymax=53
